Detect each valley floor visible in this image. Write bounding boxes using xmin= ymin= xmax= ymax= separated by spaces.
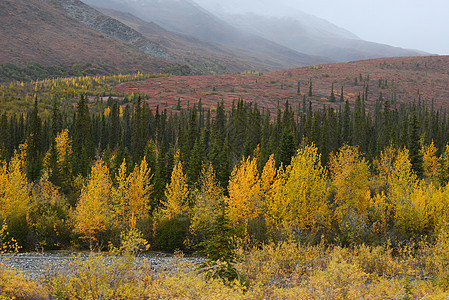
xmin=1 ymin=239 xmax=449 ymax=299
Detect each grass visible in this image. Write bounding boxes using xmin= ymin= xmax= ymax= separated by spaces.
xmin=2 ymin=232 xmax=449 ymax=299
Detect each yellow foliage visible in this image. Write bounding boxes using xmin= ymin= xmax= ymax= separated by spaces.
xmin=329 ymin=145 xmax=371 ymax=221
xmin=159 ymin=161 xmax=189 ymax=221
xmin=367 ymin=192 xmax=391 ymax=235
xmin=259 ymin=154 xmax=277 ymax=206
xmin=373 ymin=144 xmax=396 ymax=190
xmin=74 ymin=158 xmax=112 ymax=249
xmin=440 ymin=144 xmax=449 ymax=184
xmin=190 ymin=163 xmax=223 ymax=237
xmin=127 ymin=158 xmax=152 ymax=227
xmin=267 ymin=144 xmax=329 ymax=232
xmin=389 ymin=147 xmax=418 ymax=205
xmin=423 ymin=141 xmax=441 ymax=185
xmin=227 ymin=156 xmax=261 ymax=227
xmin=0 ymin=153 xmax=30 ymax=221
xmin=0 ymin=264 xmax=47 ymax=299
xmin=395 ymin=183 xmax=432 ymax=236
xmin=111 ymin=159 xmax=128 ymax=228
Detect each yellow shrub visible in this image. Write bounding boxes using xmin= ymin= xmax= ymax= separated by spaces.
xmin=0 ymin=263 xmax=48 ymax=299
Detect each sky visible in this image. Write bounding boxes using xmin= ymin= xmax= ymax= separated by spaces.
xmin=193 ymin=0 xmax=449 ymax=55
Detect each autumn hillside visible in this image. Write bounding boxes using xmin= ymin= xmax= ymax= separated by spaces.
xmin=0 ymin=0 xmax=179 ymax=76
xmin=115 ymin=55 xmax=449 ymax=113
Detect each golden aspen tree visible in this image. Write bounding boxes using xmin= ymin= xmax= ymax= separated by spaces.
xmin=55 ymin=129 xmax=72 ymax=180
xmin=439 ymin=144 xmax=449 ymax=185
xmin=268 ymin=144 xmax=329 ymax=233
xmin=389 ymin=147 xmax=418 ymax=205
xmin=369 ymin=145 xmax=397 ymax=236
xmin=190 ymin=163 xmax=223 ymax=238
xmin=0 ymin=153 xmax=31 ymax=221
xmin=74 ymin=158 xmax=112 ymax=250
xmin=28 ymin=173 xmax=71 ymax=249
xmin=159 ymin=160 xmax=189 ymax=221
xmin=127 ymin=157 xmax=152 ymax=228
xmin=388 ymin=147 xmax=430 ymax=236
xmin=423 ymin=141 xmax=440 ymax=185
xmin=373 ymin=144 xmax=396 ymax=191
xmin=226 ymin=156 xmax=261 ymax=227
xmin=329 ymin=145 xmax=371 ymax=221
xmin=0 ymin=153 xmax=31 ymax=248
xmin=111 ymin=159 xmax=128 ymax=230
xmin=260 ymin=154 xmax=277 ymax=206
xmin=431 ymin=183 xmax=449 ymax=231
xmin=367 ymin=192 xmax=390 ymax=235
xmin=43 ymin=129 xmax=72 ymax=190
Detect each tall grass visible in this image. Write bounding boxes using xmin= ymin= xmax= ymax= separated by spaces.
xmin=2 ymin=233 xmax=449 ymax=299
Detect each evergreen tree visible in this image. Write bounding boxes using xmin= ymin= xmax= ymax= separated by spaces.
xmin=131 ymin=96 xmax=146 ymax=164
xmin=196 ymin=199 xmax=240 ymax=284
xmin=329 ymin=83 xmax=336 ymax=102
xmin=72 ymin=95 xmax=93 ymax=177
xmin=409 ymin=112 xmax=424 ymax=178
xmin=109 ymin=99 xmax=120 ymax=150
xmin=26 ymin=97 xmax=42 ymax=182
xmin=278 ymin=129 xmax=296 ymax=166
xmin=308 ymin=79 xmax=313 ymax=97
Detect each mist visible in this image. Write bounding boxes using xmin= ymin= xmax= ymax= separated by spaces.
xmin=193 ymin=0 xmax=449 ymax=54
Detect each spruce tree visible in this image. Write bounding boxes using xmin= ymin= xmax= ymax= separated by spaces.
xmin=278 ymin=129 xmax=296 ymax=166
xmin=196 ymin=200 xmax=241 ymax=285
xmin=409 ymin=112 xmax=424 ymax=178
xmin=308 ymin=79 xmax=313 ymax=97
xmin=26 ymin=96 xmax=42 ymax=182
xmin=329 ymin=83 xmax=336 ymax=102
xmin=72 ymin=94 xmax=93 ymax=177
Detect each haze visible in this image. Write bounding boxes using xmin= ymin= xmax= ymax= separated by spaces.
xmin=194 ymin=0 xmax=449 ymax=55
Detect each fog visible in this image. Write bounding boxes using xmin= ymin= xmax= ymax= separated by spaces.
xmin=193 ymin=0 xmax=449 ymax=54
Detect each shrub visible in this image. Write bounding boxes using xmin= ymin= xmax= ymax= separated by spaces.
xmin=0 ymin=264 xmax=48 ymax=299
xmin=155 ymin=217 xmax=190 ymax=251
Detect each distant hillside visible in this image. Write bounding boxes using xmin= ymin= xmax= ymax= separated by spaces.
xmin=91 ymin=7 xmax=295 ymax=74
xmin=113 ymin=56 xmax=449 ymax=113
xmin=0 ymin=0 xmax=182 ymax=77
xmin=82 ymin=0 xmax=333 ymax=69
xmin=217 ymin=13 xmax=429 ymax=62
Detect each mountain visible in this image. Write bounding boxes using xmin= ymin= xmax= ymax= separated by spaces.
xmin=215 ymin=12 xmax=429 ymax=62
xmin=58 ymin=0 xmax=287 ymax=74
xmin=113 ymin=56 xmax=449 ymax=113
xmin=0 ymin=0 xmax=181 ymax=75
xmin=81 ymin=0 xmax=333 ymax=69
xmin=83 ymin=0 xmax=427 ymax=63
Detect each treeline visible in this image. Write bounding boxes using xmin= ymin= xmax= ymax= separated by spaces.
xmin=1 ymin=94 xmax=449 ymax=251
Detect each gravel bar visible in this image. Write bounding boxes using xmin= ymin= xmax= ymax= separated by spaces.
xmin=0 ymin=251 xmax=202 ymax=280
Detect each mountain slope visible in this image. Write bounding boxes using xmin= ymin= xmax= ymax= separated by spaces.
xmin=113 ymin=56 xmax=449 ymax=113
xmin=0 ymin=0 xmax=179 ymax=74
xmin=69 ymin=5 xmax=294 ymax=73
xmin=82 ymin=0 xmax=333 ymax=69
xmin=58 ymin=0 xmax=171 ymax=60
xmin=217 ymin=13 xmax=429 ymax=62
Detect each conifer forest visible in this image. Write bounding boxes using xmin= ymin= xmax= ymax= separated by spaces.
xmin=2 ymin=70 xmax=449 ymax=298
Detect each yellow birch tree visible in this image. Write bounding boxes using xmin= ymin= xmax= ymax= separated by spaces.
xmin=267 ymin=144 xmax=329 ymax=233
xmin=190 ymin=163 xmax=223 ymax=238
xmin=329 ymin=145 xmax=371 ymax=222
xmin=226 ymin=156 xmax=261 ymax=228
xmin=159 ymin=160 xmax=189 ymax=221
xmin=423 ymin=141 xmax=440 ymax=185
xmin=74 ymin=158 xmax=112 ymax=250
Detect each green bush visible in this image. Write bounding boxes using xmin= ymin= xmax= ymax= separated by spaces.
xmin=156 ymin=217 xmax=190 ymax=251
